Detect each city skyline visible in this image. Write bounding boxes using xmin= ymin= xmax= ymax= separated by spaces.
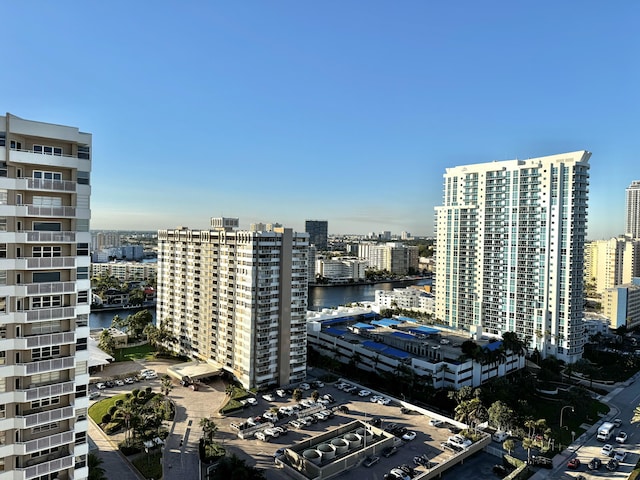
xmin=2 ymin=2 xmax=638 ymax=238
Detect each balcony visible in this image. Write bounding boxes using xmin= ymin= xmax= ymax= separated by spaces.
xmin=13 ymin=306 xmax=76 ymax=323
xmin=14 ymin=257 xmax=76 ymax=270
xmin=17 ymin=405 xmax=75 ymax=429
xmin=8 ymin=147 xmax=87 ymax=168
xmin=13 ymin=332 xmax=75 ymax=350
xmin=16 ymin=231 xmax=77 ymax=243
xmin=15 ymin=380 xmax=75 ymax=403
xmin=15 ymin=430 xmax=75 ymax=455
xmin=21 ymin=177 xmax=77 ymax=193
xmin=14 ymin=454 xmax=74 ymax=480
xmin=13 ymin=281 xmax=76 ymax=297
xmin=19 ymin=356 xmax=75 ymax=376
xmin=21 ymin=205 xmax=77 ymax=218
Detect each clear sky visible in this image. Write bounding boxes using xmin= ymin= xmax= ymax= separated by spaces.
xmin=2 ymin=1 xmax=638 ymax=239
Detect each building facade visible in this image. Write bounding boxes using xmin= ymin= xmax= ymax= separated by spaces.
xmin=584 ymin=236 xmax=640 ymax=295
xmin=603 ymin=278 xmax=640 ymax=330
xmin=626 ymin=180 xmax=640 ymax=239
xmin=305 ymin=220 xmax=328 ymax=251
xmin=0 ymin=113 xmax=92 ymax=479
xmin=435 ymin=151 xmax=590 ymax=363
xmin=157 ymin=218 xmax=308 ymax=389
xmin=91 ymin=261 xmax=157 ymax=283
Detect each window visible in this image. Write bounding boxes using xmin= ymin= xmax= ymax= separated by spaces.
xmin=32 ymin=346 xmax=61 ymax=360
xmin=32 ymin=321 xmax=62 ymax=335
xmin=33 ymin=171 xmax=62 ymax=181
xmin=77 ymin=266 xmax=89 ymax=279
xmin=31 ymin=397 xmax=60 ymax=408
xmin=0 ymin=244 xmax=5 ymax=258
xmin=32 ymin=296 xmax=62 ymax=309
xmin=77 ymin=219 xmax=89 ymax=232
xmin=0 ymin=218 xmax=6 ymax=232
xmin=0 ymin=297 xmax=6 ymax=314
xmin=0 ymin=133 xmax=4 ymax=147
xmin=33 ymin=145 xmax=62 ymax=156
xmin=0 ymin=325 xmax=5 ymax=339
xmin=0 ymin=352 xmax=4 ymax=365
xmin=77 ymin=171 xmax=90 ymax=185
xmin=33 ymin=246 xmax=62 ymax=258
xmin=32 ymin=422 xmax=58 ymax=433
xmin=78 ymin=145 xmax=90 ymax=160
xmin=33 ymin=272 xmax=61 ymax=283
xmin=33 ymin=222 xmax=61 ymax=232
xmin=0 ymin=271 xmax=6 ymax=286
xmin=78 ymin=291 xmax=89 ymax=304
xmin=0 ymin=190 xmax=6 ymax=205
xmin=0 ymin=405 xmax=5 ymax=419
xmin=77 ymin=243 xmax=89 ymax=256
xmin=30 ymin=371 xmax=61 ymax=386
xmin=33 ymin=196 xmax=62 ymax=207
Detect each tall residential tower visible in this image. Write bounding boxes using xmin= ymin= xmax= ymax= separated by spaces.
xmin=0 ymin=113 xmax=92 ymax=479
xmin=435 ymin=151 xmax=590 ymax=363
xmin=305 ymin=220 xmax=328 ymax=251
xmin=626 ymin=180 xmax=640 ymax=239
xmin=157 ymin=218 xmax=308 ymax=389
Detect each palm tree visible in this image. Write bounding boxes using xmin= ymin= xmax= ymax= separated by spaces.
xmin=161 ymin=375 xmax=173 ymax=396
xmin=88 ymin=453 xmax=107 ymax=480
xmin=200 ymin=417 xmax=218 ymax=444
xmin=522 ymin=436 xmax=535 ymax=463
xmin=632 ymin=405 xmax=640 ymax=424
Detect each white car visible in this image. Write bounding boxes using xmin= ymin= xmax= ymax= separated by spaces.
xmin=276 ymin=389 xmax=286 ymax=397
xmin=614 ymin=450 xmax=627 ymax=462
xmin=246 ymin=397 xmax=258 ymax=406
xmin=89 ymin=390 xmax=101 ymax=400
xmin=255 ymin=431 xmax=269 ymax=441
xmin=616 ymin=431 xmax=628 ymax=443
xmin=370 ymin=395 xmax=383 ymax=403
xmin=96 ymin=383 xmax=106 ymax=390
xmin=124 ymin=377 xmax=135 ymax=384
xmin=358 ymin=390 xmax=371 ymax=397
xmin=143 ymin=372 xmax=158 ymax=380
xmin=429 ymin=418 xmax=444 ymax=427
xmin=140 ymin=369 xmax=155 ymax=376
xmin=263 ymin=428 xmax=279 ymax=438
xmin=601 ymin=444 xmax=614 ymax=456
xmin=402 ymin=431 xmax=417 ymax=441
xmin=377 ymin=397 xmax=391 ymax=405
xmin=262 ymin=394 xmax=275 ymax=402
xmin=299 ymin=383 xmax=311 ymax=391
xmin=114 ymin=379 xmax=125 ymax=387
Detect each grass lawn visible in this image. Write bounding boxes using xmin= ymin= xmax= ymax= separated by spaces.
xmin=89 ymin=393 xmax=127 ymax=423
xmin=114 ymin=344 xmax=155 ymax=362
xmin=132 ymin=450 xmax=162 ymax=479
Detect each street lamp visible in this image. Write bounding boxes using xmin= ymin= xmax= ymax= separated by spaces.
xmin=560 ymin=405 xmax=574 ymax=429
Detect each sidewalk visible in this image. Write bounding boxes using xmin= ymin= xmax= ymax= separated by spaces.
xmin=88 ymin=417 xmax=146 ymax=480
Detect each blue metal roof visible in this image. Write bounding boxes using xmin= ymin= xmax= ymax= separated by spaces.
xmin=325 ymin=327 xmax=346 ymax=336
xmin=371 ymin=318 xmax=401 ymax=327
xmin=396 ymin=316 xmax=419 ymax=323
xmin=361 ymin=312 xmax=377 ymax=318
xmin=361 ymin=340 xmax=411 ymax=359
xmin=321 ymin=318 xmax=348 ymax=326
xmin=390 ymin=331 xmax=415 ymax=340
xmin=484 ymin=341 xmax=503 ymax=351
xmin=362 ymin=341 xmax=388 ymax=352
xmin=407 ymin=326 xmax=439 ymax=335
xmin=352 ymin=322 xmax=375 ymax=330
xmin=384 ymin=346 xmax=411 ymax=359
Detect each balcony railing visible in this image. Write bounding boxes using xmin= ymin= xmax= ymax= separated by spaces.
xmin=25 ymin=332 xmax=75 ymax=348
xmin=24 ymin=356 xmax=75 ymax=375
xmin=24 ymin=177 xmax=77 ymax=192
xmin=18 ymin=405 xmax=75 ymax=428
xmin=12 ymin=306 xmax=76 ymax=323
xmin=25 ymin=205 xmax=76 ymax=218
xmin=17 ymin=430 xmax=74 ymax=455
xmin=16 ymin=454 xmax=74 ymax=480
xmin=13 ymin=257 xmax=77 ymax=270
xmin=17 ymin=380 xmax=75 ymax=402
xmin=20 ymin=231 xmax=77 ymax=243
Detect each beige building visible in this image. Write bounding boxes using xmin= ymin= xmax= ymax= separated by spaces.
xmin=360 ymin=242 xmax=419 ymax=274
xmin=584 ymin=236 xmax=640 ymax=295
xmin=91 ymin=261 xmax=157 ymax=283
xmin=603 ymin=279 xmax=640 ymax=330
xmin=0 ymin=113 xmax=92 ymax=479
xmin=157 ymin=218 xmax=308 ymax=389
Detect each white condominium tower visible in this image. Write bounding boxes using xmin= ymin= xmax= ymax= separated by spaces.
xmin=626 ymin=180 xmax=640 ymax=239
xmin=435 ymin=151 xmax=590 ymax=363
xmin=157 ymin=218 xmax=308 ymax=389
xmin=0 ymin=114 xmax=92 ymax=479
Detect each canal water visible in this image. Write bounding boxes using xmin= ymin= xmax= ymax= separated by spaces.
xmin=89 ymin=278 xmax=432 ymax=329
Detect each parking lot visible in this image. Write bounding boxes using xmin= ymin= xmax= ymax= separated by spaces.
xmin=216 ymin=379 xmax=481 ymax=479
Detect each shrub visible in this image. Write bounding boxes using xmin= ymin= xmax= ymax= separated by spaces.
xmin=119 ymin=438 xmax=143 ymax=455
xmin=132 ymin=389 xmax=140 ymax=398
xmin=115 ymin=399 xmax=124 ymax=407
xmin=104 ymin=420 xmax=123 ymax=434
xmin=145 ymin=387 xmax=152 ymax=395
xmin=108 ymin=406 xmax=118 ymax=416
xmin=101 ymin=413 xmax=112 ymax=424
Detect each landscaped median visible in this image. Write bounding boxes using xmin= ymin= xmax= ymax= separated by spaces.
xmin=88 ymin=386 xmax=174 ymax=479
xmin=219 ymin=383 xmax=253 ymax=415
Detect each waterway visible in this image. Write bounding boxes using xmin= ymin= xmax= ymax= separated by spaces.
xmin=89 ymin=278 xmax=432 ymax=329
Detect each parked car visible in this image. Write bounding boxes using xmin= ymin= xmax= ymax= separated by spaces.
xmin=616 ymin=431 xmax=628 ymax=443
xmin=614 ymin=450 xmax=627 ymax=462
xmin=124 ymin=377 xmax=134 ymax=384
xmin=89 ymin=390 xmax=100 ymax=400
xmin=276 ymin=389 xmax=286 ymax=397
xmin=143 ymin=372 xmax=157 ymax=380
xmin=358 ymin=389 xmax=371 ymax=397
xmin=601 ymin=444 xmax=614 ymax=456
xmin=614 ymin=418 xmax=622 ymax=427
xmin=429 ymin=418 xmax=444 ymax=427
xmin=289 ymin=420 xmax=302 ymax=429
xmin=311 ymin=381 xmax=325 ymax=388
xmin=299 ymin=383 xmax=311 ymax=390
xmin=588 ymin=458 xmax=601 ymax=470
xmin=246 ymin=397 xmax=258 ymax=406
xmin=263 ymin=428 xmax=279 ymax=438
xmin=378 ymin=397 xmax=391 ymax=405
xmin=255 ymin=431 xmax=269 ymax=442
xmin=336 ymin=405 xmax=350 ymax=414
xmin=104 ymin=381 xmax=115 ymax=388
xmin=567 ymin=458 xmax=580 ymax=469
xmin=322 ymin=393 xmax=335 ymax=403
xmin=402 ymin=431 xmax=417 ymax=441
xmin=96 ymin=383 xmax=106 ymax=390
xmin=114 ymin=379 xmax=125 ymax=387
xmin=262 ymin=394 xmax=275 ymax=402
xmin=363 ymin=455 xmax=380 ymax=467
xmin=606 ymin=458 xmax=619 ymax=471
xmin=382 ymin=446 xmax=398 ymax=458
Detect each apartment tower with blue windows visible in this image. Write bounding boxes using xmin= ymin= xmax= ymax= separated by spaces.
xmin=435 ymin=151 xmax=590 ymax=363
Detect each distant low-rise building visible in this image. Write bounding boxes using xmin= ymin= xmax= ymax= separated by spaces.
xmin=375 ymin=286 xmax=435 ymax=314
xmin=315 ymin=257 xmax=367 ymax=282
xmin=306 ymin=307 xmax=525 ymax=390
xmin=91 ymin=261 xmax=157 ymax=283
xmin=603 ymin=278 xmax=640 ymax=330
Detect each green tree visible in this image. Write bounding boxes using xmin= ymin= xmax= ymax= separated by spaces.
xmin=88 ymin=453 xmax=107 ymax=480
xmin=503 ymin=439 xmax=515 ymax=454
xmin=208 ymin=454 xmax=265 ymax=480
xmin=200 ymin=417 xmax=218 ymax=444
xmin=161 ymin=375 xmax=173 ymax=396
xmin=632 ymin=405 xmax=640 ymax=424
xmin=98 ymin=329 xmax=116 ymax=356
xmin=292 ymin=388 xmax=302 ymax=402
xmin=488 ymin=400 xmax=514 ymax=432
xmin=311 ymin=390 xmax=320 ymax=402
xmin=112 ymin=309 xmax=153 ymax=340
xmin=522 ymin=436 xmax=535 ymax=463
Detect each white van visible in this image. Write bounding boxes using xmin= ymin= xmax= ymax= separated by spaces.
xmin=492 ymin=431 xmax=509 ymax=442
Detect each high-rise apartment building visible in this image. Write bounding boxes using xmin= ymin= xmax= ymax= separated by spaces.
xmin=584 ymin=236 xmax=640 ymax=295
xmin=626 ymin=181 xmax=640 ymax=239
xmin=0 ymin=113 xmax=92 ymax=479
xmin=305 ymin=220 xmax=328 ymax=251
xmin=435 ymin=151 xmax=590 ymax=363
xmin=157 ymin=218 xmax=308 ymax=389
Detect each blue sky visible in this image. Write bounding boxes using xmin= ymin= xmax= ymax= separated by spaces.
xmin=3 ymin=1 xmax=638 ymax=238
